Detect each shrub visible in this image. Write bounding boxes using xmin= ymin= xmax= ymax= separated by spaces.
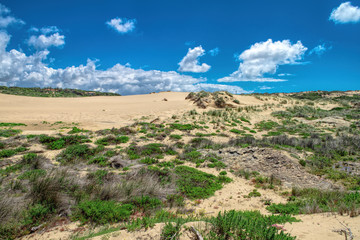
xmin=95 ymin=135 xmax=129 ymax=145
xmin=170 ymin=134 xmax=182 ymax=140
xmin=174 ymin=166 xmax=226 ymax=199
xmin=207 ymin=210 xmax=296 ymax=240
xmin=88 ymin=155 xmax=109 ymax=167
xmin=39 ymin=135 xmax=90 ymax=150
xmin=160 ymin=221 xmax=182 ymax=240
xmin=230 ymin=129 xmax=245 ymax=134
xmin=23 ymin=204 xmax=51 ymax=226
xmin=18 ymin=169 xmax=46 ymax=181
xmin=57 ymin=144 xmax=93 ymax=163
xmin=0 ymin=129 xmax=21 ymax=137
xmin=140 ymin=157 xmax=159 ymax=165
xmin=73 ymin=200 xmax=133 ymax=224
xmin=266 ymin=203 xmax=300 ymax=215
xmin=130 ymin=196 xmax=162 ymax=211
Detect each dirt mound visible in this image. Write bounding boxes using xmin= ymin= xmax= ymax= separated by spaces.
xmin=210 ymin=147 xmax=341 ymax=190
xmin=185 ymin=91 xmax=240 ymax=109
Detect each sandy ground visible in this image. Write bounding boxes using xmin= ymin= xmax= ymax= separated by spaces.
xmin=0 ymin=92 xmax=193 ymax=131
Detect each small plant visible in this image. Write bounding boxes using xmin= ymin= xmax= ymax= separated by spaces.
xmin=160 ymin=221 xmax=182 ymax=240
xmin=247 ymin=189 xmax=261 ymax=198
xmin=170 ymin=134 xmax=182 ymax=140
xmin=73 ymin=200 xmax=133 ymax=224
xmin=57 ymin=144 xmax=93 ymax=163
xmin=140 ymin=157 xmax=159 ymax=165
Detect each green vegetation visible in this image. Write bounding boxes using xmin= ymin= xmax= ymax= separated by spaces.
xmin=73 ymin=200 xmax=133 ymax=224
xmin=267 ymin=188 xmax=360 ymax=216
xmin=37 ymin=134 xmax=90 ymax=150
xmin=0 ymin=147 xmax=27 ymax=158
xmin=0 ymin=86 xmax=120 ymax=97
xmin=0 ymin=129 xmax=21 ymax=137
xmin=207 ymin=210 xmax=297 ymax=240
xmin=56 ymin=144 xmax=93 ymax=163
xmin=174 ymin=166 xmax=231 ymax=199
xmin=0 ymin=122 xmax=26 ymax=127
xmin=95 ymin=135 xmax=129 ymax=145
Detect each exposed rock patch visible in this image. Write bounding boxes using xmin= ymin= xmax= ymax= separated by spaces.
xmin=185 ymin=91 xmax=240 ymax=109
xmin=209 ymin=147 xmax=341 ymax=190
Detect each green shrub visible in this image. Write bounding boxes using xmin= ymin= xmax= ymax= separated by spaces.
xmin=73 ymin=200 xmax=133 ymax=224
xmin=57 ymin=144 xmax=93 ymax=163
xmin=299 ymin=159 xmax=306 ymax=167
xmin=130 ymin=196 xmax=162 ymax=211
xmin=39 ymin=135 xmax=89 ymax=150
xmin=68 ymin=127 xmax=89 ymax=134
xmin=88 ymin=170 xmax=109 ymax=184
xmin=140 ymin=157 xmax=159 ymax=165
xmin=170 ymin=134 xmax=182 ymax=140
xmin=0 ymin=147 xmax=26 ymax=158
xmin=247 ymin=189 xmax=261 ymax=198
xmin=95 ymin=135 xmax=129 ymax=145
xmin=18 ymin=169 xmax=46 ymax=181
xmin=207 ymin=210 xmax=296 ymax=240
xmin=0 ymin=122 xmax=26 ymax=127
xmin=230 ymin=129 xmax=245 ymax=134
xmin=0 ymin=129 xmax=21 ymax=137
xmin=266 ymin=202 xmax=300 ymax=215
xmin=23 ymin=204 xmax=51 ymax=226
xmin=174 ymin=166 xmax=226 ymax=199
xmin=88 ymin=155 xmax=108 ymax=167
xmin=160 ymin=221 xmax=182 ymax=240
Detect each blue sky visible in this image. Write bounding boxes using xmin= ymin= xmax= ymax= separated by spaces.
xmin=0 ymin=0 xmax=359 ymax=95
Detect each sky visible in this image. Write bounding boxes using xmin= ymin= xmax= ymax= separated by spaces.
xmin=0 ymin=0 xmax=359 ymax=95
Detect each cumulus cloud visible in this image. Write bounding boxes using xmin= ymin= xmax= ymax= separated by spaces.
xmin=106 ymin=17 xmax=136 ymax=34
xmin=218 ymin=39 xmax=307 ymax=82
xmin=209 ymin=47 xmax=219 ymax=56
xmin=0 ymin=31 xmax=249 ymax=95
xmin=330 ymin=2 xmax=360 ymax=24
xmin=178 ymin=46 xmax=211 ymax=73
xmin=0 ymin=4 xmax=25 ymax=28
xmin=27 ymin=32 xmax=65 ymax=49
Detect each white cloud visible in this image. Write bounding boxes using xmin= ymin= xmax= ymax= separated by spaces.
xmin=0 ymin=31 xmax=249 ymax=95
xmin=0 ymin=4 xmax=25 ymax=28
xmin=259 ymin=86 xmax=273 ymax=90
xmin=218 ymin=39 xmax=307 ymax=82
xmin=27 ymin=32 xmax=65 ymax=49
xmin=309 ymin=44 xmax=331 ymax=56
xmin=106 ymin=17 xmax=136 ymax=34
xmin=30 ymin=26 xmax=60 ymax=35
xmin=330 ymin=2 xmax=360 ymax=23
xmin=209 ymin=47 xmax=219 ymax=56
xmin=178 ymin=46 xmax=211 ymax=73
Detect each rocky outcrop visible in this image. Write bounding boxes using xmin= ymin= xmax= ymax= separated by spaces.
xmin=207 ymin=147 xmax=341 ymax=190
xmin=186 ymin=91 xmax=240 ymax=109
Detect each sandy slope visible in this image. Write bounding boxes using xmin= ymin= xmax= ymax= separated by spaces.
xmin=0 ymin=92 xmax=193 ymax=130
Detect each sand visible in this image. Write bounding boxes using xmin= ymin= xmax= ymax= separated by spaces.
xmin=0 ymin=92 xmax=193 ymax=131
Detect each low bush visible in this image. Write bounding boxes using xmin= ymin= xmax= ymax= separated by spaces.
xmin=207 ymin=210 xmax=296 ymax=240
xmin=174 ymin=166 xmax=229 ymax=199
xmin=0 ymin=129 xmax=21 ymax=137
xmin=56 ymin=144 xmax=93 ymax=163
xmin=72 ymin=200 xmax=133 ymax=224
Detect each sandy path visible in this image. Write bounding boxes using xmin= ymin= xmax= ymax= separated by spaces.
xmin=0 ymin=92 xmax=193 ymax=130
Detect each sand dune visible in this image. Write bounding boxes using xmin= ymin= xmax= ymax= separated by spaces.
xmin=0 ymin=92 xmax=194 ymax=130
